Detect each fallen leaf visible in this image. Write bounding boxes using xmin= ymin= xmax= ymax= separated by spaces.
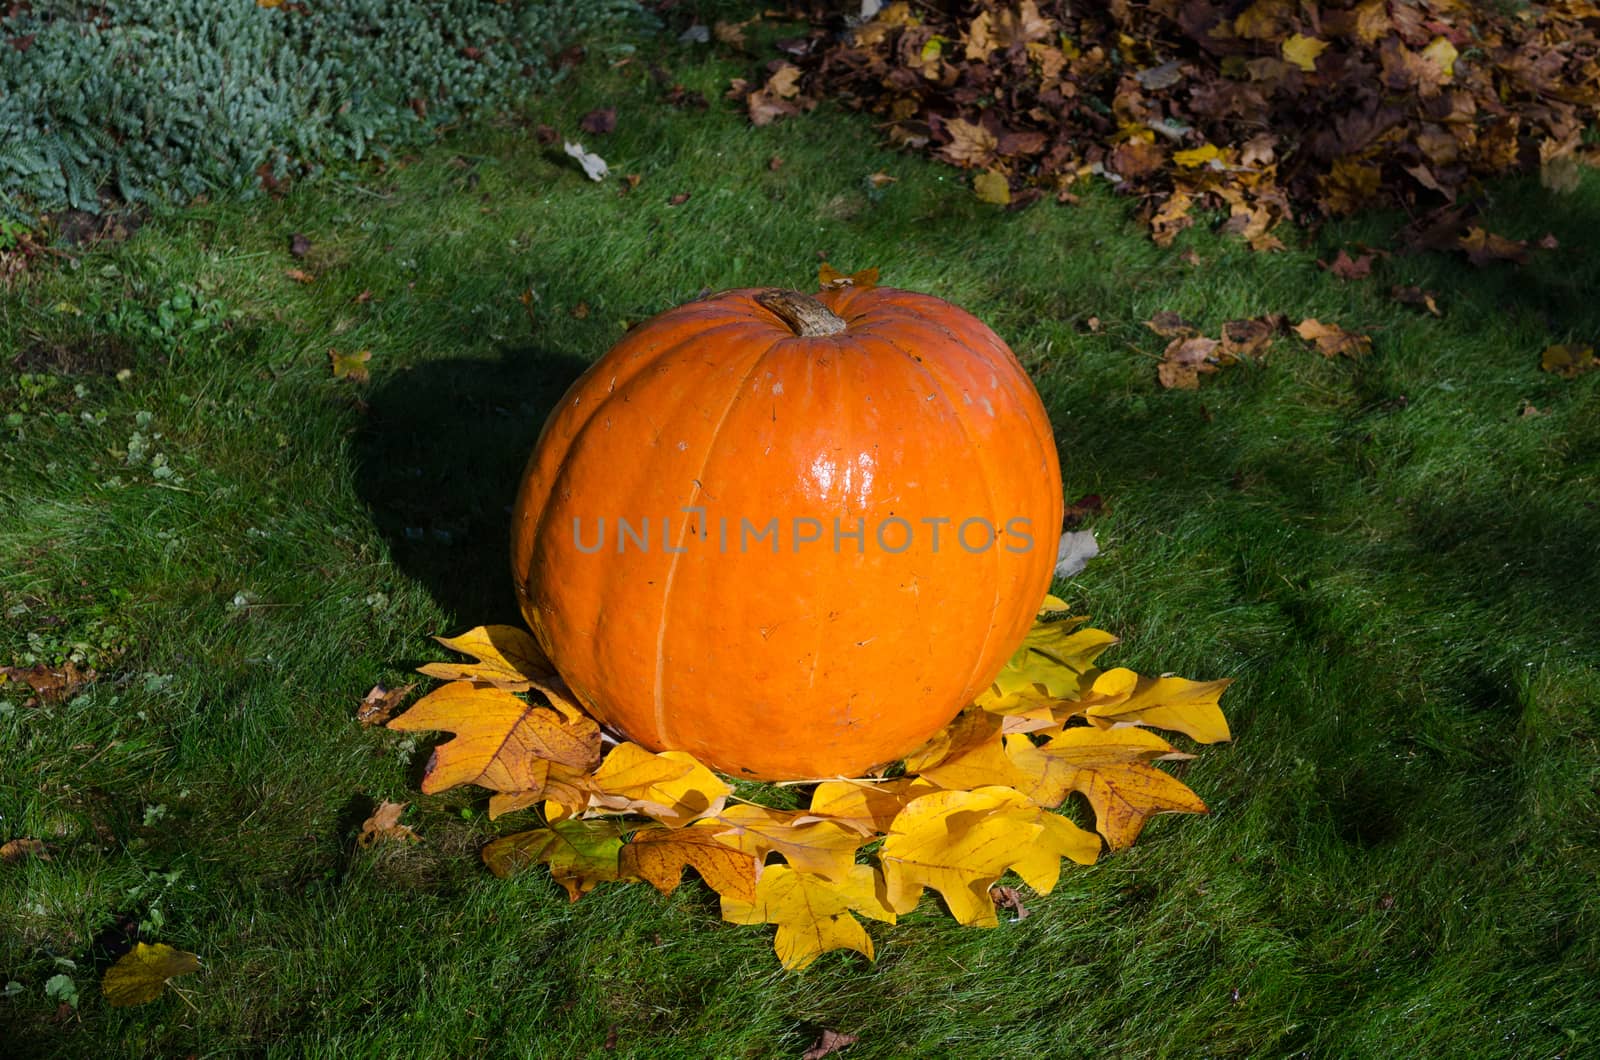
xmin=818 ymin=264 xmax=880 ymax=290
xmin=668 ymin=192 xmax=691 ymax=206
xmin=1145 ymin=311 xmax=1198 ymax=338
xmin=713 ymin=804 xmax=867 ymax=883
xmin=1282 ymin=33 xmax=1328 ymax=72
xmin=357 ymin=683 xmax=414 ymax=726
xmin=1540 ymin=343 xmax=1597 ymax=379
xmin=1076 ymin=667 xmax=1234 ymax=743
xmin=867 ymin=171 xmax=897 ymax=188
xmin=0 ymin=662 xmax=95 ymax=702
xmin=721 ymin=864 xmax=895 ymax=970
xmin=797 ymin=778 xmax=929 ymax=835
xmin=1005 ymin=727 xmax=1208 ymax=849
xmin=579 ymin=107 xmax=616 ymax=135
xmin=1321 ymin=250 xmax=1374 ymax=280
xmin=563 ymin=141 xmax=609 ymax=182
xmin=1294 ymin=318 xmax=1371 ymax=359
xmin=879 ymin=786 xmax=1099 ymax=925
xmin=619 ymin=821 xmax=759 ymax=903
xmin=974 ymin=170 xmax=1011 ymax=205
xmin=101 ymin=943 xmax=201 ymax=1007
xmin=1220 ymin=316 xmax=1282 ymax=360
xmin=328 ymin=348 xmax=371 ymax=382
xmin=284 ymin=268 xmax=315 ymax=284
xmin=483 ymin=818 xmax=628 ymax=900
xmin=1158 ymin=335 xmax=1221 ymax=389
xmin=1458 ymin=227 xmax=1528 ymax=266
xmin=358 ymin=800 xmax=420 ymax=847
xmin=1391 ymin=286 xmax=1442 ymax=316
xmin=1061 ymin=493 xmax=1104 ymax=528
xmin=802 ymin=1029 xmax=861 ymax=1060
xmin=571 ymin=301 xmax=590 ymax=319
xmin=990 ymin=884 xmax=1030 ymax=920
xmin=417 ymin=625 xmax=554 ymax=691
xmin=980 ymin=618 xmax=1119 ymax=708
xmin=1054 ymin=529 xmax=1099 ymax=577
xmin=387 ymin=681 xmax=602 ymax=793
xmin=586 ymin=743 xmax=731 ymax=826
xmin=1 ymin=838 xmax=50 ymax=863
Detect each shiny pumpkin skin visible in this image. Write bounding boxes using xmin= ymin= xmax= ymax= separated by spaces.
xmin=511 ymin=286 xmax=1062 ymax=780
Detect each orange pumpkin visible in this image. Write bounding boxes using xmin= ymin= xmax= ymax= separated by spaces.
xmin=511 ymin=286 xmax=1062 ymax=780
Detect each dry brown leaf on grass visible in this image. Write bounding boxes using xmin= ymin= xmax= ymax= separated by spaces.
xmin=358 ymin=800 xmax=420 ymax=847
xmin=356 ymin=683 xmax=414 ymax=726
xmin=1 ymin=838 xmax=50 ymax=863
xmin=1294 ymin=318 xmax=1372 ymax=359
xmin=1158 ymin=335 xmax=1221 ymax=390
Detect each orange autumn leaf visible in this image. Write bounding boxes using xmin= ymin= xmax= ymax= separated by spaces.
xmin=387 ymin=681 xmax=600 ymax=793
xmin=619 ymin=821 xmax=759 ymax=903
xmin=1005 ymin=727 xmax=1208 ymax=850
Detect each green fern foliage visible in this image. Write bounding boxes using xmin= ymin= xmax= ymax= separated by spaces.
xmin=0 ymin=0 xmax=646 ymax=220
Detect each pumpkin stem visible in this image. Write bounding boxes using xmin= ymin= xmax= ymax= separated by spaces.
xmin=755 ymin=289 xmax=848 ymax=337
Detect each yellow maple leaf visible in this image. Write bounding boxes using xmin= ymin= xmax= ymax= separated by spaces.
xmin=481 ymin=818 xmax=627 ymax=900
xmin=101 ymin=943 xmax=201 ymax=1007
xmin=1282 ymin=34 xmax=1328 ymax=72
xmin=417 ymin=624 xmax=553 ymax=691
xmin=1541 ymin=343 xmax=1597 ymax=379
xmin=1077 ymin=668 xmax=1233 ymax=743
xmin=879 ymin=786 xmax=1098 ymax=926
xmin=1005 ymin=728 xmax=1207 ymax=850
xmin=387 ymin=681 xmax=601 ymax=793
xmin=619 ymin=821 xmax=759 ymax=903
xmin=712 ymin=804 xmax=867 ymax=883
xmin=586 ymin=743 xmax=730 ymax=826
xmin=721 ymin=864 xmax=896 ymax=970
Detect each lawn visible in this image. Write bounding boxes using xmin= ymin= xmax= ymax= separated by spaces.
xmin=3 ymin=24 xmax=1599 ymax=1060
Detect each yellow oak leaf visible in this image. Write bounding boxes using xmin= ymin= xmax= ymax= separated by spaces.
xmin=619 ymin=821 xmax=759 ymax=903
xmin=721 ymin=864 xmax=896 ymax=970
xmin=1080 ymin=669 xmax=1233 ymax=743
xmin=879 ymin=786 xmax=1098 ymax=926
xmin=1038 ymin=593 xmax=1070 ymax=613
xmin=417 ymin=625 xmax=553 ymax=691
xmin=1005 ymin=727 xmax=1208 ymax=850
xmin=797 ymin=778 xmax=937 ymax=835
xmin=101 ymin=943 xmax=201 ymax=1007
xmin=712 ymin=804 xmax=867 ymax=883
xmin=481 ymin=818 xmax=628 ymax=900
xmin=387 ymin=681 xmax=601 ymax=793
xmin=1282 ymin=33 xmax=1328 ymax=72
xmin=586 ymin=743 xmax=730 ymax=826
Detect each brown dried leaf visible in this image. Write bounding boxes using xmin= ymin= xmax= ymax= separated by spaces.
xmin=358 ymin=800 xmax=420 ymax=847
xmin=1294 ymin=318 xmax=1372 ymax=359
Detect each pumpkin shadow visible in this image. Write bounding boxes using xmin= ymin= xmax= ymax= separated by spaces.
xmin=352 ymin=345 xmax=589 ymax=626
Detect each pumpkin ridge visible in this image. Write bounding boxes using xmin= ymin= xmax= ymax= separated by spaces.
xmin=872 ymin=329 xmax=1008 ymax=704
xmin=516 ymin=317 xmax=758 ymax=623
xmin=650 ymin=328 xmax=790 ymax=752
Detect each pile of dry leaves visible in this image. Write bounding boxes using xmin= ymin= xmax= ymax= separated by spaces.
xmin=734 ymin=0 xmax=1600 ymax=246
xmin=372 ymin=602 xmax=1230 ymax=970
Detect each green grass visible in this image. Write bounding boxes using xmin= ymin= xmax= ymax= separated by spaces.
xmin=3 ymin=30 xmax=1599 ymax=1059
